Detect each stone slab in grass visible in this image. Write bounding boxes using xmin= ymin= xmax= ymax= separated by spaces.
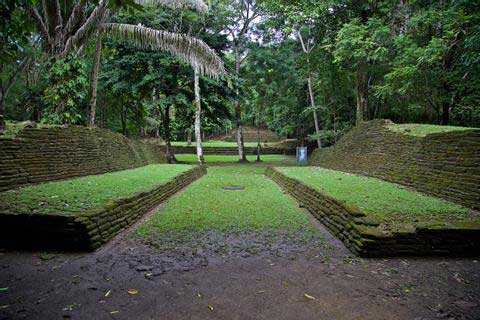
xmin=134 ymin=166 xmax=328 ymax=256
xmin=0 ymin=164 xmax=206 ymax=251
xmin=266 ymin=167 xmax=480 ymax=257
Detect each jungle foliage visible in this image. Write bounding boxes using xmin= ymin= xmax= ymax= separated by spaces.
xmin=1 ymin=0 xmax=479 ymax=145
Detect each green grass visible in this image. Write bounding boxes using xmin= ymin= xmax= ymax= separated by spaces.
xmin=176 ymin=154 xmax=294 ymax=164
xmin=170 ymin=140 xmax=262 ymax=147
xmin=0 ymin=164 xmax=193 ymax=216
xmin=277 ymin=167 xmax=474 ymax=226
xmin=136 ymin=166 xmax=320 ymax=240
xmin=386 ymin=123 xmax=477 ymax=137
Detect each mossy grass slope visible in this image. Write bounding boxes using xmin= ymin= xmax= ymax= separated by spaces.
xmin=0 ymin=164 xmax=193 ymax=216
xmin=277 ymin=167 xmax=475 ymax=226
xmin=386 ymin=122 xmax=477 ymax=137
xmin=0 ymin=121 xmax=57 ymax=139
xmin=136 ymin=166 xmax=322 ymax=244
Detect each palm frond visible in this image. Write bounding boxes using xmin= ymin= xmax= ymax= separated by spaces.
xmin=135 ymin=0 xmax=208 ymax=13
xmin=102 ymin=23 xmax=226 ymax=78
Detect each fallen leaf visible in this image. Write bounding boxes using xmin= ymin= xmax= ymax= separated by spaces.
xmin=110 ymin=310 xmax=119 ymax=314
xmin=104 ymin=290 xmax=111 ymax=297
xmin=257 ymin=290 xmax=266 ymax=294
xmin=0 ymin=287 xmax=8 ymax=292
xmin=207 ymin=305 xmax=214 ymax=312
xmin=0 ymin=305 xmax=9 ymax=309
xmin=197 ymin=293 xmax=202 ymax=298
xmin=127 ymin=289 xmax=139 ymax=295
xmin=304 ymin=293 xmax=316 ymax=300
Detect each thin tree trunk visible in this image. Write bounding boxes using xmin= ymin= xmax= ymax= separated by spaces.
xmin=234 ymin=49 xmax=247 ymax=162
xmin=162 ymin=105 xmax=176 ymax=163
xmin=0 ymin=91 xmax=5 ymax=134
xmin=187 ymin=131 xmax=192 ymax=145
xmin=87 ymin=31 xmax=102 ymax=127
xmin=354 ymin=65 xmax=367 ymax=125
xmin=256 ymin=122 xmax=262 ymax=162
xmin=194 ymin=66 xmax=204 ymax=164
xmin=441 ymin=103 xmax=450 ymax=125
xmin=307 ymin=76 xmax=321 ymax=149
xmin=121 ymin=106 xmax=127 ymax=136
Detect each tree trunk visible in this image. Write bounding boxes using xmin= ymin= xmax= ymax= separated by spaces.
xmin=307 ymin=76 xmax=321 ymax=149
xmin=0 ymin=91 xmax=5 ymax=134
xmin=162 ymin=105 xmax=176 ymax=163
xmin=256 ymin=123 xmax=262 ymax=162
xmin=87 ymin=31 xmax=102 ymax=127
xmin=441 ymin=103 xmax=450 ymax=125
xmin=121 ymin=106 xmax=127 ymax=136
xmin=234 ymin=48 xmax=247 ymax=162
xmin=187 ymin=131 xmax=192 ymax=145
xmin=354 ymin=65 xmax=367 ymax=125
xmin=194 ymin=66 xmax=204 ymax=164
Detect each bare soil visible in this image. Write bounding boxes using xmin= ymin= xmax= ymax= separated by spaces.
xmin=1 ymin=213 xmax=479 ymax=320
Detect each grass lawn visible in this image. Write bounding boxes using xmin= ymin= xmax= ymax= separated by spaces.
xmin=277 ymin=167 xmax=475 ymax=226
xmin=176 ymin=154 xmax=294 ymax=164
xmin=170 ymin=140 xmax=261 ymax=147
xmin=0 ymin=164 xmax=193 ymax=216
xmin=136 ymin=166 xmax=323 ymax=246
xmin=386 ymin=123 xmax=477 ymax=137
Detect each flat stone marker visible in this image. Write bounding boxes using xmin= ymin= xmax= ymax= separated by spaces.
xmin=222 ymin=186 xmax=245 ymax=191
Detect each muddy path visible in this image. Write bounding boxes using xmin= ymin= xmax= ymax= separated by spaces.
xmin=1 ymin=165 xmax=479 ymax=320
xmin=1 ymin=239 xmax=479 ymax=320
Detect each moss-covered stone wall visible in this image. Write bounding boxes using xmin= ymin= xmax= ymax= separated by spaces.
xmin=166 ymin=145 xmax=295 ymax=155
xmin=0 ymin=166 xmax=206 ymax=250
xmin=0 ymin=126 xmax=167 ymax=192
xmin=266 ymin=167 xmax=480 ymax=257
xmin=310 ymin=120 xmax=480 ymax=210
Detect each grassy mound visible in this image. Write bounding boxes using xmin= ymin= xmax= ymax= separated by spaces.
xmin=277 ymin=167 xmax=475 ymax=226
xmin=386 ymin=123 xmax=477 ymax=137
xmin=0 ymin=121 xmax=56 ymax=139
xmin=0 ymin=164 xmax=193 ymax=216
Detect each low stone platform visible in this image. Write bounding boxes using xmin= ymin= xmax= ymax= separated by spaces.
xmin=0 ymin=166 xmax=206 ymax=251
xmin=163 ymin=145 xmax=295 ymax=156
xmin=266 ymin=167 xmax=480 ymax=257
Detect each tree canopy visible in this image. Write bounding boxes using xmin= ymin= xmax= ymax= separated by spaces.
xmin=2 ymin=0 xmax=479 ymax=147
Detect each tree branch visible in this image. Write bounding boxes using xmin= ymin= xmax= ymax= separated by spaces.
xmin=64 ymin=2 xmax=84 ymax=35
xmin=29 ymin=7 xmax=51 ymax=44
xmin=62 ymin=0 xmax=108 ymax=57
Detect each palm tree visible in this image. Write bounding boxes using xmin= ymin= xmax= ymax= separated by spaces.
xmin=27 ymin=0 xmax=226 ymax=126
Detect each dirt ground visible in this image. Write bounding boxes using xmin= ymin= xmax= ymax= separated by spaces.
xmin=1 ymin=215 xmax=479 ymax=320
xmin=1 ymin=163 xmax=479 ymax=320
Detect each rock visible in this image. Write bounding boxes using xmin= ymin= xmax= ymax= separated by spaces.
xmin=453 ymin=300 xmax=478 ymax=309
xmin=135 ymin=265 xmax=153 ymax=272
xmin=22 ymin=121 xmax=37 ymax=129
